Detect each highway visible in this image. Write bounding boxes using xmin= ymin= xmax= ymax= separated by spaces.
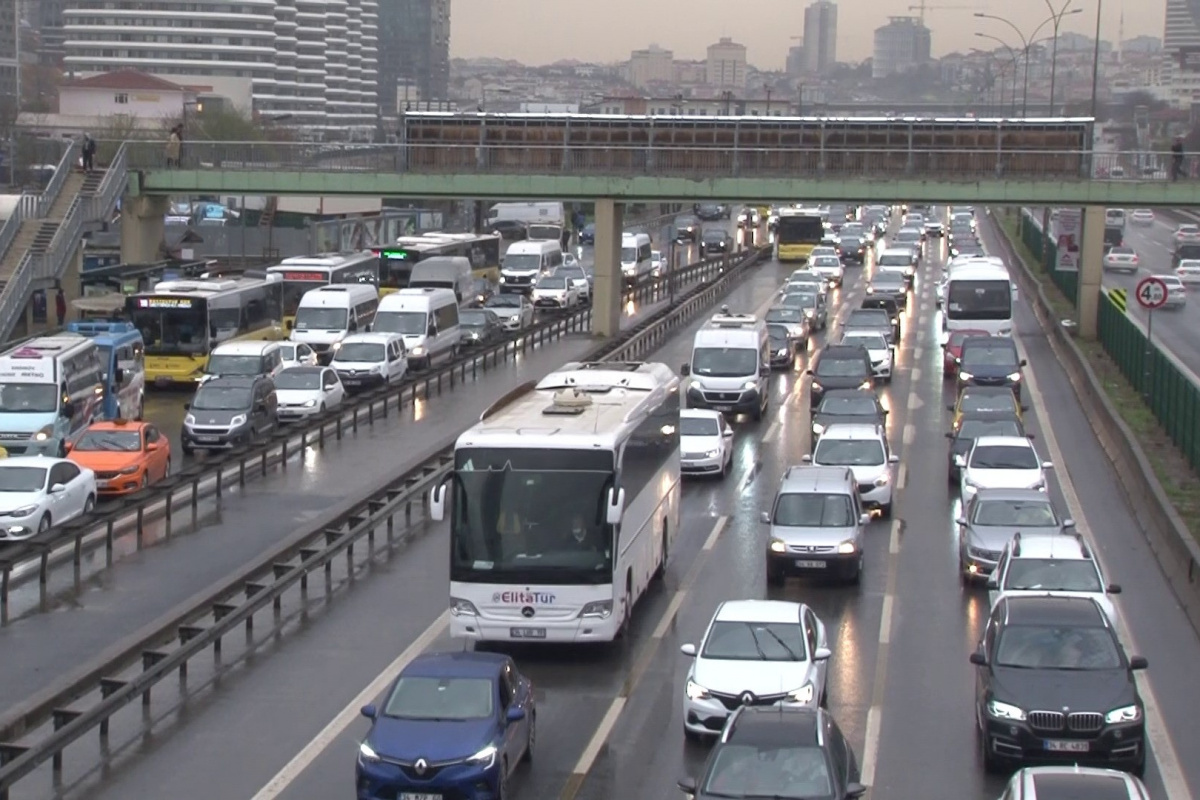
xmin=12 ymin=210 xmax=1195 ymax=800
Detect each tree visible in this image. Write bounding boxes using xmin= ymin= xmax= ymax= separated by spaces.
xmin=187 ymin=107 xmax=269 ymax=142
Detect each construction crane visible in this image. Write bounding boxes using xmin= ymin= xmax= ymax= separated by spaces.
xmin=907 ymin=2 xmax=980 ymax=24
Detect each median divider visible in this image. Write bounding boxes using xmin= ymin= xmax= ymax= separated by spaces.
xmin=987 ymin=208 xmax=1200 ymax=635
xmin=0 ymin=244 xmax=770 ymax=797
xmin=0 ymin=252 xmax=732 ymax=612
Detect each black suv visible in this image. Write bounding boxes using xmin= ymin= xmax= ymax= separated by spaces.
xmin=958 ymin=336 xmax=1026 ymax=398
xmin=700 ymin=227 xmax=732 ymax=255
xmin=674 ymin=214 xmax=700 ymax=242
xmin=808 ymin=344 xmax=874 ymax=404
xmin=971 ymin=595 xmax=1147 ymax=776
xmin=679 ymin=706 xmax=866 ymax=800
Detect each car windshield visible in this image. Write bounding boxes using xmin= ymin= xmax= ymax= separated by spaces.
xmin=878 ymin=254 xmax=911 ymax=266
xmin=294 ymin=306 xmax=348 ymax=331
xmin=973 ymin=499 xmax=1058 ymax=526
xmin=961 ymin=347 xmax=1019 ymax=368
xmin=815 ymin=356 xmax=868 ymax=378
xmin=960 ymin=392 xmax=1018 ymax=415
xmin=782 ymin=293 xmax=818 ymax=311
xmin=192 ymin=386 xmax=252 ymax=411
xmin=383 ymin=676 xmax=494 ymax=721
xmin=702 ymin=743 xmax=832 ymax=798
xmin=958 ymin=419 xmax=1022 ymax=439
xmin=274 ymin=369 xmax=321 ymax=390
xmin=994 ymin=625 xmax=1122 ymax=670
xmin=814 ymin=438 xmax=885 ymax=466
xmin=843 ymin=334 xmax=888 ymax=351
xmin=336 ymin=343 xmax=385 ymax=362
xmin=537 ymin=277 xmax=567 ymax=289
xmin=701 ymin=621 xmax=807 ymax=661
xmin=812 ymin=257 xmax=840 ymax=267
xmin=767 ymin=308 xmax=804 ymax=324
xmin=949 ymin=331 xmax=988 ymax=348
xmin=206 ymin=354 xmax=263 ymax=376
xmin=74 ymin=429 xmax=141 ymax=452
xmin=0 ymin=383 xmax=59 ymax=413
xmin=372 ymin=311 xmax=426 ymax=335
xmin=459 ymin=310 xmax=490 ymax=327
xmin=774 ymin=492 xmax=855 ymax=526
xmin=503 ymin=254 xmax=542 ymax=271
xmin=895 ymin=230 xmax=920 ymax=241
xmin=0 ymin=466 xmax=47 ymax=492
xmin=1004 ymin=559 xmax=1104 ymax=593
xmin=486 ymin=295 xmax=521 ymax=308
xmin=818 ymin=394 xmax=879 ymax=416
xmin=970 ymin=445 xmax=1038 ymax=469
xmin=681 ymin=416 xmax=720 ymax=436
xmin=848 ymin=311 xmax=889 ymax=326
xmin=691 ymin=347 xmax=759 ymax=378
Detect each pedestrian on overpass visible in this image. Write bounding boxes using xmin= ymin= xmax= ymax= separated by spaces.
xmin=1172 ymin=135 xmax=1185 ymax=182
xmin=166 ymin=126 xmax=182 ymax=168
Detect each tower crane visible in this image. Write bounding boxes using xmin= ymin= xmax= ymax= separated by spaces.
xmin=907 ymin=2 xmax=981 ymax=24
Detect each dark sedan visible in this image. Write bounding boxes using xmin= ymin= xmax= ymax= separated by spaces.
xmin=578 ymin=222 xmax=596 ymax=245
xmin=674 ymin=215 xmax=701 ymax=242
xmin=459 ymin=308 xmax=505 ymax=346
xmin=958 ymin=336 xmax=1026 ymax=398
xmin=700 ymin=227 xmax=732 ymax=254
xmin=485 ymin=219 xmax=527 ymax=240
xmin=811 ymin=388 xmax=887 ymax=444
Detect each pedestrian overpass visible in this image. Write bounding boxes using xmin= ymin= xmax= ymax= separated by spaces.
xmin=116 ymin=113 xmax=1200 ymax=339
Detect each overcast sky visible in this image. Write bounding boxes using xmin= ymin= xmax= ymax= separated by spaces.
xmin=451 ymin=0 xmax=1157 ymax=67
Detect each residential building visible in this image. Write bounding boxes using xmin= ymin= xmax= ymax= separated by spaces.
xmin=873 ymin=16 xmax=932 ymax=78
xmin=378 ymin=0 xmax=449 ymax=114
xmin=629 ymin=44 xmax=674 ymax=89
xmin=803 ymin=0 xmax=837 ymax=74
xmin=786 ymin=44 xmax=806 ymax=77
xmin=18 ymin=70 xmax=199 ymax=137
xmin=31 ymin=0 xmax=67 ymax=64
xmin=706 ymin=37 xmax=747 ymax=89
xmin=0 ymin=0 xmax=15 ymax=119
xmin=1164 ymin=0 xmax=1200 ymax=106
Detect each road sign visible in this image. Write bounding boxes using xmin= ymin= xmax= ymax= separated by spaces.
xmin=1135 ymin=276 xmax=1169 ymax=310
xmin=1107 ymin=288 xmax=1128 ymax=313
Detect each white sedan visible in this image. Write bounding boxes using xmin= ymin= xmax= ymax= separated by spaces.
xmin=1176 ymin=260 xmax=1200 ymax=286
xmin=279 ymin=341 xmax=320 ymax=368
xmin=679 ymin=409 xmax=734 ymax=477
xmin=681 ymin=600 xmax=831 ymax=741
xmin=651 ymin=250 xmax=666 ymax=277
xmin=808 ymin=255 xmax=845 ymax=287
xmin=1130 ymin=209 xmax=1155 ymax=226
xmin=483 ymin=294 xmax=535 ymax=330
xmin=840 ymin=331 xmax=893 ymax=381
xmin=1102 ymin=246 xmax=1139 ymax=274
xmin=274 ymin=366 xmax=346 ymax=421
xmin=0 ymin=457 xmax=97 ymax=540
xmin=1174 ymin=224 xmax=1200 ymax=244
xmin=957 ymin=435 xmax=1052 ymax=507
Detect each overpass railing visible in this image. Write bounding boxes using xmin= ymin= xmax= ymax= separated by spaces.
xmin=0 ymin=142 xmax=82 ymax=264
xmin=119 ymin=141 xmax=1170 ymax=182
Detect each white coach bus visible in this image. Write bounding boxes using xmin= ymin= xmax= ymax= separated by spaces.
xmin=430 ymin=361 xmax=682 ymax=643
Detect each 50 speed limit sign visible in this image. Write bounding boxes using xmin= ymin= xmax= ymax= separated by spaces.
xmin=1135 ymin=276 xmax=1169 ymax=310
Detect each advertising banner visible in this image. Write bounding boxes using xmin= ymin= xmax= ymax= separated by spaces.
xmin=1053 ymin=208 xmax=1081 ymax=272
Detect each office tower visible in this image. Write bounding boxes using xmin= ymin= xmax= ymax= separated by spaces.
xmin=378 ymin=0 xmax=450 ymax=114
xmin=873 ymin=16 xmax=932 ymax=78
xmin=803 ymin=0 xmax=837 ymax=73
xmin=707 ymin=37 xmax=747 ymax=88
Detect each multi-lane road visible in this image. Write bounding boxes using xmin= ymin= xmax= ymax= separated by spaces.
xmin=6 ymin=211 xmax=1200 ymax=800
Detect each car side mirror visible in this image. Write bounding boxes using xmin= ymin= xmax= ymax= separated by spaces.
xmin=759 ymin=366 xmax=770 ymax=377
xmin=888 ymin=454 xmax=899 ymax=463
xmin=430 ymin=483 xmax=447 ymax=522
xmin=146 ymin=441 xmax=160 ymax=452
xmin=1026 ymin=433 xmax=1036 ymax=440
xmin=1020 ymin=359 xmax=1027 ymax=367
xmin=1063 ymin=518 xmax=1075 ymax=527
xmin=505 ymin=706 xmax=526 ymax=723
xmin=806 ymin=369 xmax=814 ymax=376
xmin=955 ymin=517 xmax=967 ymax=526
xmin=969 ymin=652 xmax=987 ymax=666
xmin=1041 ymin=461 xmax=1053 ymax=469
xmin=428 ymin=325 xmax=437 ymax=337
xmin=846 ymin=783 xmax=868 ymax=799
xmin=49 ymin=483 xmax=66 ymax=494
xmin=953 ymin=455 xmax=966 ymax=467
xmin=606 ymin=486 xmax=626 ymax=525
xmin=677 ymin=777 xmax=697 ymax=795
xmin=859 ymin=513 xmax=871 ymax=525
xmin=813 ymin=646 xmax=832 ymax=661
xmin=680 ymin=643 xmax=697 ymax=657
xmin=801 ymin=454 xmax=812 ymax=463
xmin=1107 ymin=583 xmax=1123 ymax=594
xmin=1129 ymin=656 xmax=1148 ymax=670
xmin=360 ymin=704 xmax=377 ymax=720
xmin=679 ymin=363 xmax=690 ymax=376
xmin=760 ymin=511 xmax=770 ymax=524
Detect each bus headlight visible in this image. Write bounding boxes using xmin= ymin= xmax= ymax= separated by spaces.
xmin=450 ymin=597 xmax=479 ymax=616
xmin=580 ymin=600 xmax=613 ymax=619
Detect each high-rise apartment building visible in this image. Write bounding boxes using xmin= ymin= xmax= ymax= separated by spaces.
xmin=378 ymin=0 xmax=449 ymax=114
xmin=803 ymin=0 xmax=837 ymax=73
xmin=1164 ymin=0 xmax=1200 ymax=106
xmin=629 ymin=44 xmax=674 ymax=89
xmin=0 ymin=0 xmax=16 ymax=117
xmin=30 ymin=0 xmax=67 ymax=64
xmin=873 ymin=16 xmax=931 ymax=78
xmin=62 ymin=0 xmax=379 ymax=134
xmin=706 ymin=37 xmax=747 ymax=88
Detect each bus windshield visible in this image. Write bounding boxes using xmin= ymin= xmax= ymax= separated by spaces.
xmin=946 ymin=279 xmax=1012 ymax=320
xmin=450 ymin=448 xmax=615 ymax=584
xmin=776 ymin=215 xmax=824 ymax=244
xmin=128 ymin=298 xmax=208 ymax=355
xmin=0 ymin=383 xmax=58 ymax=413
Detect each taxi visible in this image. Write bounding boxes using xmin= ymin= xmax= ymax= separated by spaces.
xmin=66 ymin=419 xmax=171 ymax=496
xmin=948 ymin=385 xmax=1026 ymax=432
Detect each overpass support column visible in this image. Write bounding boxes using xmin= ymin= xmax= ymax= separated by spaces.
xmin=1077 ymin=205 xmax=1105 ymax=339
xmin=592 ymin=199 xmax=623 ymax=338
xmin=120 ymin=196 xmax=169 ymax=265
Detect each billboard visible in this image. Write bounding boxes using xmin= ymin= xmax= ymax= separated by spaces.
xmin=1053 ymin=208 xmax=1081 ymax=272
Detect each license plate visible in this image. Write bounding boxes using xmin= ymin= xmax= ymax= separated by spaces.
xmin=343 ymin=379 xmax=360 ymax=386
xmin=96 ymin=480 xmax=110 ymax=488
xmin=713 ymin=405 xmax=732 ymax=412
xmin=1045 ymin=740 xmax=1089 ymax=753
xmin=400 ymin=794 xmax=442 ymax=800
xmin=795 ymin=559 xmax=827 ymax=569
xmin=510 ymin=627 xmax=546 ymax=639
xmin=196 ymin=436 xmax=219 ymax=443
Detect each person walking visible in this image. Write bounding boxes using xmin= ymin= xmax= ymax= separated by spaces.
xmin=54 ymin=288 xmax=67 ymax=327
xmin=81 ymin=133 xmax=96 ymax=172
xmin=166 ymin=126 xmax=182 ymax=168
xmin=1172 ymin=135 xmax=1185 ymax=182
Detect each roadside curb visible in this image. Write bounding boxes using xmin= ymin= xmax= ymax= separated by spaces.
xmin=988 ymin=208 xmax=1200 ymax=634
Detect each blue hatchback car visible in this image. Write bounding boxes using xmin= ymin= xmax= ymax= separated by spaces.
xmin=356 ymin=651 xmax=536 ymax=800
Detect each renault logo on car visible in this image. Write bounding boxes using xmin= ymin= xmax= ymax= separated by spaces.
xmin=414 ymin=758 xmax=428 ymax=776
xmin=741 ymin=691 xmax=755 ymax=705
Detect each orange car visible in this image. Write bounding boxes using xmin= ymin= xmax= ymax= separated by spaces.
xmin=66 ymin=419 xmax=171 ymax=496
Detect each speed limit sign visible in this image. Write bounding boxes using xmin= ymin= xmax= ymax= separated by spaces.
xmin=1136 ymin=276 xmax=1169 ymax=310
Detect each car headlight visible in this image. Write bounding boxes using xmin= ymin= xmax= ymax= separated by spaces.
xmin=874 ymin=474 xmax=889 ymax=486
xmin=704 ymin=449 xmax=720 ymax=459
xmin=230 ymin=414 xmax=247 ymax=427
xmin=1106 ymin=704 xmax=1141 ymax=723
xmin=330 ymin=341 xmax=343 ymax=351
xmin=686 ymin=679 xmax=711 ymax=700
xmin=184 ymin=414 xmax=196 ymax=426
xmin=837 ymin=540 xmax=857 ymax=554
xmin=450 ymin=597 xmax=479 ymax=616
xmin=34 ymin=424 xmax=55 ymax=442
xmin=1032 ymin=480 xmax=1046 ymax=491
xmin=987 ymin=700 xmax=1026 ymax=721
xmin=1007 ymin=372 xmax=1022 ymax=381
xmin=9 ymin=504 xmax=39 ymax=517
xmin=812 ymin=422 xmax=825 ymax=435
xmin=358 ymin=742 xmax=381 ymax=763
xmin=776 ymin=348 xmax=788 ymax=357
xmin=509 ymin=315 xmax=520 ymax=323
xmin=769 ymin=537 xmax=786 ymax=553
xmin=805 ymin=310 xmax=815 ymax=319
xmin=466 ymin=745 xmax=497 ymax=769
xmin=580 ymin=600 xmax=613 ymax=619
xmin=119 ymin=465 xmax=140 ymax=475
xmin=742 ymin=381 xmax=759 ymax=391
xmin=411 ymin=346 xmax=426 ymax=356
xmin=958 ymin=371 xmax=974 ymax=381
xmin=303 ymin=399 xmax=317 ymax=408
xmin=787 ymin=683 xmax=815 ymax=704
xmin=499 ymin=275 xmax=507 ymax=283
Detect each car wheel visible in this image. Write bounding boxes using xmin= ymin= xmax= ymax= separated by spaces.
xmin=523 ymin=712 xmax=536 ymax=764
xmin=83 ymin=495 xmax=95 ymax=515
xmin=38 ymin=514 xmax=51 ymax=533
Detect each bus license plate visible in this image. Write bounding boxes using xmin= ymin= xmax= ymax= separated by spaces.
xmin=510 ymin=627 xmax=546 ymax=639
xmin=795 ymin=560 xmax=826 ymax=569
xmin=1044 ymin=740 xmax=1089 ymax=753
xmin=400 ymin=794 xmax=442 ymax=800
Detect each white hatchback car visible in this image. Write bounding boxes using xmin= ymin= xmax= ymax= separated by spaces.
xmin=531 ymin=275 xmax=580 ymax=311
xmin=839 ymin=331 xmax=893 ymax=381
xmin=0 ymin=456 xmax=97 ymax=540
xmin=274 ymin=365 xmax=346 ymax=421
xmin=803 ymin=423 xmax=899 ymax=517
xmin=1129 ymin=209 xmax=1155 ymax=226
xmin=679 ymin=409 xmax=735 ymax=477
xmin=1176 ymin=260 xmax=1200 ymax=286
xmin=957 ymin=435 xmax=1051 ymax=506
xmin=680 ymin=600 xmax=831 ymax=740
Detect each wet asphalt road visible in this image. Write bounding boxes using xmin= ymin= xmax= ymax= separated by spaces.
xmin=11 ymin=213 xmax=1200 ymax=800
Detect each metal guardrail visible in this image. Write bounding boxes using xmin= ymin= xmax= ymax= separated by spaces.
xmin=35 ymin=142 xmax=83 ymax=219
xmin=0 ymin=251 xmax=734 ymax=612
xmin=0 ymin=244 xmax=766 ymax=795
xmin=0 ymin=143 xmax=81 ymax=267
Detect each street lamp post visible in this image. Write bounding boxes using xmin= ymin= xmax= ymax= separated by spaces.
xmin=976 ymin=9 xmax=1082 ymax=115
xmin=1088 ymin=0 xmax=1103 ymax=120
xmin=1041 ymin=0 xmax=1081 ymax=113
xmin=764 ymin=84 xmax=773 ymax=115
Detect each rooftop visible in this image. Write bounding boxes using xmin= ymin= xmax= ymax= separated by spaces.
xmin=61 ymin=70 xmax=191 ymax=93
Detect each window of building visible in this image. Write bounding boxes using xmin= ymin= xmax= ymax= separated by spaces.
xmin=114 ymin=93 xmax=129 ymax=104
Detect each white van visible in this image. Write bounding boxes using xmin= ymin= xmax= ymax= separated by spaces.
xmin=202 ymin=340 xmax=285 ymax=383
xmin=621 ymin=232 xmax=653 ymax=284
xmin=329 ymin=332 xmax=408 ymax=392
xmin=500 ymin=240 xmax=564 ymax=294
xmin=0 ymin=335 xmax=105 ymax=456
xmin=371 ymin=288 xmax=462 ymax=369
xmin=680 ymin=310 xmax=770 ymax=420
xmin=290 ymin=284 xmax=380 ymax=363
xmin=409 ymin=256 xmax=474 ymax=305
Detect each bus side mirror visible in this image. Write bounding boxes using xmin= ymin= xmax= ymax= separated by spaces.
xmin=429 ymin=483 xmax=447 ymax=522
xmin=606 ymin=486 xmax=626 ymax=525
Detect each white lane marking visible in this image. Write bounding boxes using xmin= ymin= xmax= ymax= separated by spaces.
xmin=762 ymin=420 xmax=779 ymax=443
xmin=1016 ymin=333 xmax=1194 ymax=799
xmin=912 ymin=346 xmax=923 ymax=361
xmin=736 ymin=464 xmax=756 ymax=494
xmin=879 ymin=594 xmax=894 ymax=644
xmin=902 ymin=423 xmax=916 ymax=446
xmin=906 ymin=393 xmax=923 ymax=411
xmin=250 ymin=612 xmax=451 ymax=800
xmin=889 ymin=519 xmax=902 ymax=554
xmin=910 ymin=367 xmax=922 ymax=382
xmin=572 ymin=697 xmax=628 ymax=774
xmin=896 ymin=463 xmax=907 ymax=491
xmin=703 ymin=515 xmax=729 ymax=551
xmin=652 ymin=591 xmax=689 ymax=639
xmin=860 ymin=705 xmax=883 ymax=787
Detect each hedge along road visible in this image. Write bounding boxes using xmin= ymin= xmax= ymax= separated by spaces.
xmin=0 ymin=244 xmax=748 ymax=719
